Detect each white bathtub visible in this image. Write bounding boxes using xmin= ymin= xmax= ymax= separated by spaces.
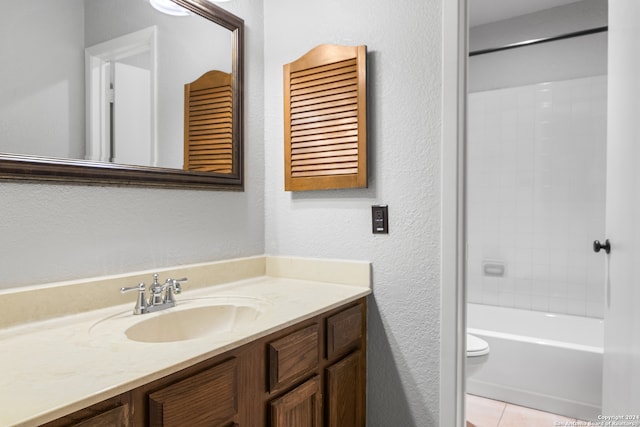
xmin=467 ymin=303 xmax=603 ymax=421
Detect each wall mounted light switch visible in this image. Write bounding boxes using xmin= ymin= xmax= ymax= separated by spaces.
xmin=372 ymin=205 xmax=388 ymax=234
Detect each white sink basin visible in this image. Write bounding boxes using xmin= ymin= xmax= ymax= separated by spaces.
xmin=89 ymin=297 xmax=268 ymax=343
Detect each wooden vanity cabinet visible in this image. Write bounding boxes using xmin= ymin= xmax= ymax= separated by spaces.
xmin=266 ymin=301 xmax=366 ymax=427
xmin=42 ymin=298 xmax=366 ymax=427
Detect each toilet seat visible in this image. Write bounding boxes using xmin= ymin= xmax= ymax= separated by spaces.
xmin=467 ymin=334 xmax=489 ymax=357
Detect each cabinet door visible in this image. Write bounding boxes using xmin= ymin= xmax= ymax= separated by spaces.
xmin=270 ymin=376 xmax=322 ymax=427
xmin=326 ymin=351 xmax=365 ymax=427
xmin=148 ymin=358 xmax=237 ymax=427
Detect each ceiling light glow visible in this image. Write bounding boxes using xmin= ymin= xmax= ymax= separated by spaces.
xmin=149 ymin=0 xmax=190 ymax=16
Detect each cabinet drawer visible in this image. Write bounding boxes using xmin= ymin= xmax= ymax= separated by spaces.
xmin=268 ymin=324 xmax=319 ymax=391
xmin=148 ymin=358 xmax=237 ymax=427
xmin=326 ymin=303 xmax=363 ymax=360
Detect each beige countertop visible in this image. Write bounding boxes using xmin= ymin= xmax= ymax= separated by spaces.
xmin=0 ymin=256 xmax=371 ymax=427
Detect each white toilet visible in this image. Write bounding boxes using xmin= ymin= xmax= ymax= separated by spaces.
xmin=466 ymin=334 xmax=489 ymax=377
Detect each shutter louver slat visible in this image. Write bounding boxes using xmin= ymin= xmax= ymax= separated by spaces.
xmin=292 ymin=140 xmax=358 ymax=154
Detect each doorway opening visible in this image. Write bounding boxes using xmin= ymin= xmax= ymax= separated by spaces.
xmin=85 ymin=26 xmax=157 ymax=166
xmin=464 ymin=0 xmax=607 ymax=424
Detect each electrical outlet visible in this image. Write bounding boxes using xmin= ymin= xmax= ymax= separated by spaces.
xmin=371 ymin=205 xmax=388 ymax=234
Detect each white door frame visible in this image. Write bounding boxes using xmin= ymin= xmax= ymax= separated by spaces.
xmin=602 ymin=0 xmax=640 ymax=412
xmin=85 ymin=26 xmax=158 ymax=164
xmin=441 ymin=0 xmax=468 ymax=426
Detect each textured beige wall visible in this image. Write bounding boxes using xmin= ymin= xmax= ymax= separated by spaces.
xmin=0 ymin=0 xmax=265 ymax=289
xmin=263 ymin=1 xmax=443 ymax=425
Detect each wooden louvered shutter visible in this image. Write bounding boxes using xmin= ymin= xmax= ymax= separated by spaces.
xmin=284 ymin=44 xmax=367 ymax=191
xmin=184 ymin=70 xmax=233 ymax=173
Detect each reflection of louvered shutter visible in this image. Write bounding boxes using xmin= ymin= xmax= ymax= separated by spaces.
xmin=184 ymin=70 xmax=233 ymax=173
xmin=284 ymin=44 xmax=367 ymax=191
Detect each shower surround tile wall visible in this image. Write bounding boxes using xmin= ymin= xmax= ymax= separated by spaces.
xmin=467 ymin=75 xmax=606 ymax=318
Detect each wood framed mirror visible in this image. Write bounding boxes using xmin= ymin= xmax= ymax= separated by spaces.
xmin=0 ymin=0 xmax=244 ymax=190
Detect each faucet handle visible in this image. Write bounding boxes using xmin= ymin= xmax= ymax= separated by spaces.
xmin=120 ymin=283 xmax=148 ymax=315
xmin=164 ymin=277 xmax=187 ymax=289
xmin=172 ymin=277 xmax=187 ymax=293
xmin=163 ymin=277 xmax=187 ymax=305
xmin=120 ymin=282 xmax=145 ymax=293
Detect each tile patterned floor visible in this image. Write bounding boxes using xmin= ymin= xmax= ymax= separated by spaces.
xmin=466 ymin=394 xmax=580 ymax=427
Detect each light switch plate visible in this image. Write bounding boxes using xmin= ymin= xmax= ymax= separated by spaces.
xmin=372 ymin=205 xmax=388 ymax=234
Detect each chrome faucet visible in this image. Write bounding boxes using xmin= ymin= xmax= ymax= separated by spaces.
xmin=120 ymin=274 xmax=188 ymax=315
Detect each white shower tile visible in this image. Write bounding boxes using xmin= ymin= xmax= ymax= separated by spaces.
xmin=549 ymin=249 xmax=569 ymax=269
xmin=535 ymin=85 xmax=553 ymax=104
xmin=513 ymin=261 xmax=533 ymax=279
xmin=500 ymin=90 xmax=519 ymax=109
xmin=500 ymin=276 xmax=517 ymax=292
xmin=531 ymin=276 xmax=550 ymax=295
xmin=514 ymin=247 xmax=532 ymax=263
xmin=531 ymin=232 xmax=549 ymax=250
xmin=587 ymin=282 xmax=605 ymax=303
xmin=513 ymin=294 xmax=532 ymax=310
xmin=537 ymin=105 xmax=554 ymax=123
xmin=498 ymin=234 xmax=517 ymax=252
xmin=498 ymin=291 xmax=516 ymax=307
xmin=548 ymin=281 xmax=568 ymax=298
xmin=517 ymin=86 xmax=535 ymax=107
xmin=553 ymin=85 xmax=572 ymax=106
xmin=466 ymin=75 xmax=606 ymax=318
xmin=566 ymin=267 xmax=587 ymax=286
xmin=531 ymin=248 xmax=550 ymax=266
xmin=549 ymin=297 xmax=568 ymax=314
xmin=566 ymin=255 xmax=588 ymax=273
xmin=482 ymin=292 xmax=500 ymax=307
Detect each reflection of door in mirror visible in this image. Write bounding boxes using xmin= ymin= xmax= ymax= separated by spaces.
xmin=113 ymin=58 xmax=153 ymax=166
xmin=85 ymin=27 xmax=157 ymax=166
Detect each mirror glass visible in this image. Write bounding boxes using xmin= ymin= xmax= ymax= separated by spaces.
xmin=0 ymin=0 xmax=243 ymax=189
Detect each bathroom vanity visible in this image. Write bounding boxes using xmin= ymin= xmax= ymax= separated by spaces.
xmin=0 ymin=256 xmax=370 ymax=426
xmin=44 ymin=299 xmax=365 ymax=426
